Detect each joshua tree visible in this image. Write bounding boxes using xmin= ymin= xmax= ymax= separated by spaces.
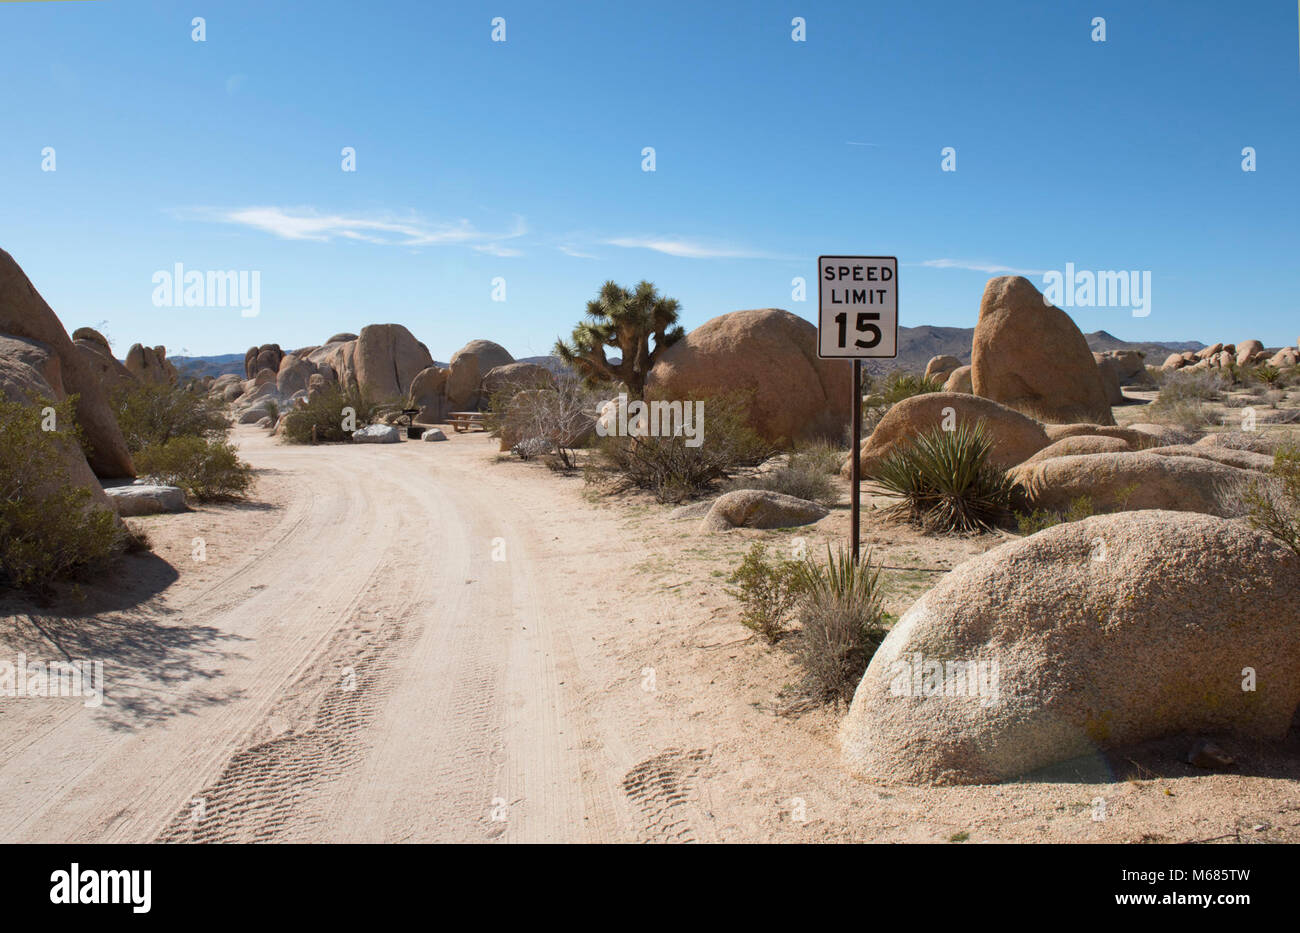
xmin=554 ymin=280 xmax=685 ymax=398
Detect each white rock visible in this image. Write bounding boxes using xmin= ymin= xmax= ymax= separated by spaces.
xmin=104 ymin=484 xmax=188 ymax=516
xmin=352 ymin=424 xmax=401 ymax=444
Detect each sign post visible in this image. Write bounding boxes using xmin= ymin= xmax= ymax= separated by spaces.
xmin=816 ymin=256 xmax=898 ymax=563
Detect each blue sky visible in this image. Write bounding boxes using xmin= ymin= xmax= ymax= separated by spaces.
xmin=2 ymin=0 xmax=1297 ymax=359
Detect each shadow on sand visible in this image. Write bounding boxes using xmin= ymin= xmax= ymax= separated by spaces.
xmin=0 ymin=551 xmax=250 ymax=732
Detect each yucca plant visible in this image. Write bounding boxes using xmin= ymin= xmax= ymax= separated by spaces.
xmin=1253 ymin=364 xmax=1282 ymax=388
xmin=794 ymin=545 xmax=888 ymax=705
xmin=868 ymin=421 xmax=1021 ymax=533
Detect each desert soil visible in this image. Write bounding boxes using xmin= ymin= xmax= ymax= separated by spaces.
xmin=2 ymin=419 xmax=1299 ymax=843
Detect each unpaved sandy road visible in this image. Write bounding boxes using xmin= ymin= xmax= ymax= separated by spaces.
xmin=4 ymin=425 xmax=1300 ymax=844
xmin=0 ymin=427 xmax=653 ymax=843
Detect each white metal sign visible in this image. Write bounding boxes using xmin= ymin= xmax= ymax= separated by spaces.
xmin=817 ymin=255 xmax=898 ymax=358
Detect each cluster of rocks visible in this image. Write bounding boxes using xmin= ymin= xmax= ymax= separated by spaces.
xmin=216 ymin=326 xmax=562 ymax=437
xmin=222 ymin=306 xmax=859 ymax=451
xmin=841 ymin=389 xmax=1278 ymax=518
xmin=1160 ymin=338 xmax=1300 ymax=373
xmin=846 ymin=275 xmax=1289 ymax=516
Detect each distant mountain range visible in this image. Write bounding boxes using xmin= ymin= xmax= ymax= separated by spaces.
xmin=169 ymin=330 xmax=1207 ymax=384
xmin=170 ymin=353 xmax=245 ymax=379
xmin=861 ymin=327 xmax=1206 ymax=378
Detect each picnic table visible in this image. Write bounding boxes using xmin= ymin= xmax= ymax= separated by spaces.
xmin=447 ymin=411 xmax=487 ymax=433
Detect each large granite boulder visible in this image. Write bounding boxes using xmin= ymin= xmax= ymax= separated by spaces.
xmin=0 ymin=247 xmax=134 ymax=477
xmin=646 ymin=308 xmax=852 ymax=445
xmin=840 ymin=511 xmax=1300 ymax=784
xmin=446 ymin=339 xmax=514 ymax=410
xmin=971 ymin=276 xmax=1115 ymax=425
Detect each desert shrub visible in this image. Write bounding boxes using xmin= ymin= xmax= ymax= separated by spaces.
xmin=134 ymin=436 xmax=253 ymax=501
xmin=859 ymin=371 xmax=943 ymax=434
xmin=281 ymin=384 xmax=376 ymax=444
xmin=726 ymin=542 xmax=806 ymax=643
xmin=870 ymin=371 xmax=942 ymax=407
xmin=0 ymin=397 xmax=125 ymax=590
xmin=1152 ymin=369 xmax=1228 ymax=404
xmin=592 ymin=391 xmax=774 ymax=502
xmin=1145 ymin=370 xmax=1227 ymax=429
xmin=868 ymin=421 xmax=1022 ymax=533
xmin=1145 ymin=398 xmax=1218 ymax=430
xmin=111 ymin=380 xmax=229 ymax=451
xmin=788 ymin=441 xmax=845 ymax=476
xmin=793 ymin=546 xmax=888 ymax=705
xmin=1245 ymin=443 xmax=1300 ymax=557
xmin=1014 ymin=495 xmax=1097 ymax=535
xmin=723 ymin=465 xmax=838 ymax=507
xmin=497 ymin=378 xmax=601 ymax=471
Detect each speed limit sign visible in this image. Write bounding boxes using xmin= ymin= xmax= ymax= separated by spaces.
xmin=817 ymin=256 xmax=897 ymax=358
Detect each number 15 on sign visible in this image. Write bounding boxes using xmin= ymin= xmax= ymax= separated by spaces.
xmin=817 ymin=256 xmax=898 ymax=359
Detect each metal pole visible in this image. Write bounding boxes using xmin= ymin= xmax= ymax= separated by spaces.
xmin=850 ymin=359 xmax=861 ymax=564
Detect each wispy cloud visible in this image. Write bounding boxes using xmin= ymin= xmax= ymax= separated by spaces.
xmin=557 ymin=244 xmax=601 ymax=259
xmin=845 ymin=141 xmax=880 ymax=147
xmin=916 ymin=258 xmax=1047 ymax=277
xmin=605 ymin=236 xmax=786 ymax=260
xmin=191 ymin=206 xmax=526 ymax=252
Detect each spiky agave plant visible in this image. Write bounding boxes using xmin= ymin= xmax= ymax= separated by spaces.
xmin=868 ymin=420 xmax=1021 ymax=533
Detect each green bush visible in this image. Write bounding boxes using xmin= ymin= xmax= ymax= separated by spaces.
xmin=0 ymin=397 xmax=125 ymax=590
xmin=134 ymin=436 xmax=254 ymax=501
xmin=280 ymin=384 xmax=377 ymax=444
xmin=869 ymin=371 xmax=943 ymax=407
xmin=112 ymin=380 xmax=228 ymax=451
xmin=1245 ymin=443 xmax=1300 ymax=557
xmin=1014 ymin=495 xmax=1096 ymax=535
xmin=859 ymin=371 xmax=943 ymax=434
xmin=868 ymin=421 xmax=1022 ymax=533
xmin=793 ymin=546 xmax=887 ymax=705
xmin=726 ymin=542 xmax=805 ymax=643
xmin=592 ymin=391 xmax=773 ymax=502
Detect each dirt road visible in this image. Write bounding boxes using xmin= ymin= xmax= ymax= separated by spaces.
xmin=0 ymin=427 xmax=656 ymax=843
xmin=4 ymin=426 xmax=1299 ymax=844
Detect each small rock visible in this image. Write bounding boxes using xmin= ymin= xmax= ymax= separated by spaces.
xmin=421 ymin=428 xmax=447 ymax=442
xmin=104 ymin=484 xmax=188 ymax=516
xmin=352 ymin=424 xmax=401 ymax=444
xmin=700 ymin=489 xmax=828 ymax=531
xmin=1187 ymin=739 xmax=1235 ymax=770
